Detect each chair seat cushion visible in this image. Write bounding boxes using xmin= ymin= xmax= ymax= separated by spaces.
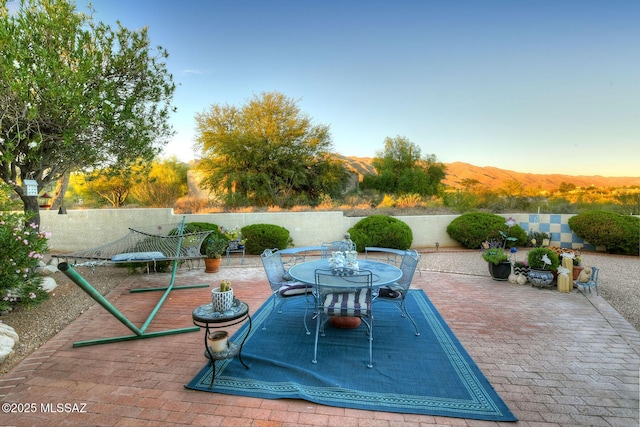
xmin=322 ymin=288 xmax=371 ymax=316
xmin=278 ymin=282 xmax=309 ymax=297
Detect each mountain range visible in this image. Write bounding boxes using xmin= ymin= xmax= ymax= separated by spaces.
xmin=339 ymin=156 xmax=640 ymax=191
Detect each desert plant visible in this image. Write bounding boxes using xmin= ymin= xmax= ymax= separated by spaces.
xmin=527 ymin=247 xmax=560 ymax=270
xmin=568 ymin=211 xmax=639 ymax=255
xmin=241 ymin=224 xmax=291 ymax=254
xmin=348 ymin=215 xmax=413 ymax=251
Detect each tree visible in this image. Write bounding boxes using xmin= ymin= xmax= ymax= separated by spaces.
xmin=81 ymin=161 xmax=150 ymax=207
xmin=0 ymin=0 xmax=176 ymax=226
xmin=363 ymin=135 xmax=446 ymax=196
xmin=129 ymin=157 xmax=189 ymax=207
xmin=195 ymin=91 xmax=349 ymax=207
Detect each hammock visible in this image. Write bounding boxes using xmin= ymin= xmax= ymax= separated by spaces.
xmin=52 ymin=222 xmax=213 ymax=267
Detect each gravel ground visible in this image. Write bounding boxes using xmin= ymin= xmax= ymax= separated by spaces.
xmin=1 ymin=249 xmax=638 ymax=376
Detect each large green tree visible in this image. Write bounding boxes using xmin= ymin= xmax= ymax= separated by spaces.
xmin=0 ymin=0 xmax=176 ymax=226
xmin=195 ymin=91 xmax=349 ymax=207
xmin=363 ymin=135 xmax=446 ymax=196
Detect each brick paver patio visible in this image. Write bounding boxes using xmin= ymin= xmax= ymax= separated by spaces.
xmin=1 ymin=253 xmax=638 ymax=426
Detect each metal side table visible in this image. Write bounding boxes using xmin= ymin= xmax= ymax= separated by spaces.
xmin=192 ymin=299 xmax=251 ymax=388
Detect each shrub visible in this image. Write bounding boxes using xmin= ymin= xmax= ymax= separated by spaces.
xmin=0 ymin=210 xmax=50 ymax=312
xmin=527 ymin=247 xmax=560 ymax=270
xmin=568 ymin=211 xmax=639 ymax=255
xmin=447 ymin=212 xmax=527 ymax=249
xmin=241 ymin=224 xmax=291 ymax=255
xmin=348 ymin=215 xmax=413 ymax=251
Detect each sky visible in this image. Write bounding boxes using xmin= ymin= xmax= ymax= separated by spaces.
xmin=76 ymin=0 xmax=639 ymax=177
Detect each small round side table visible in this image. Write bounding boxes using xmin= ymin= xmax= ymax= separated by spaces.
xmin=192 ymin=298 xmax=251 ymax=388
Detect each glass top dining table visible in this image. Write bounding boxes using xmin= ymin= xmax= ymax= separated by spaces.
xmin=288 ymin=259 xmax=402 ymax=287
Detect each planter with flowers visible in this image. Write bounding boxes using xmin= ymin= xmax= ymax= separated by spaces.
xmin=482 ymin=245 xmax=511 ymax=281
xmin=527 ymin=247 xmax=560 ymax=288
xmin=221 ymin=226 xmax=246 ymax=251
xmin=481 ymin=217 xmax=522 ymax=281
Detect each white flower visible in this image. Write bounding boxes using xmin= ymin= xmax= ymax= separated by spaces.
xmin=28 ymin=141 xmax=38 ymax=149
xmin=541 ymin=254 xmax=552 ymax=266
xmin=13 ymin=59 xmax=20 ymax=69
xmin=557 ymin=266 xmax=570 ymax=275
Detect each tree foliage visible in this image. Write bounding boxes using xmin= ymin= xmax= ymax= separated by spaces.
xmin=129 ymin=157 xmax=188 ymax=207
xmin=195 ymin=91 xmax=350 ymax=207
xmin=361 ymin=135 xmax=446 ymax=196
xmin=0 ymin=0 xmax=176 ymax=225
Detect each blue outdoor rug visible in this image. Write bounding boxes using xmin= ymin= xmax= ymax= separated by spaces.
xmin=185 ymin=290 xmax=517 ymax=422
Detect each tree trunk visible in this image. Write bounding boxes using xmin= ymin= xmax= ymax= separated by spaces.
xmin=22 ymin=195 xmax=41 ymax=229
xmin=51 ymin=172 xmax=70 ymax=211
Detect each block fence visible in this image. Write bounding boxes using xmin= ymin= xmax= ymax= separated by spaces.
xmin=40 ymin=209 xmax=602 ymax=254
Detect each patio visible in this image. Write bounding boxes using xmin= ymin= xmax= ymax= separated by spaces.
xmin=0 ymin=251 xmax=638 ymax=426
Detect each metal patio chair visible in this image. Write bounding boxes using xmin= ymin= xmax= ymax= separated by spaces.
xmin=260 ymin=248 xmax=312 ymax=334
xmin=313 ymin=268 xmax=374 ymax=368
xmin=374 ymin=250 xmax=421 ymax=336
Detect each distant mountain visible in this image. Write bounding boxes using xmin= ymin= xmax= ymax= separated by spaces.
xmin=338 ymin=156 xmax=640 ymax=191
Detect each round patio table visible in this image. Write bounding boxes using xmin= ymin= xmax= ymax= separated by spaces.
xmin=288 ymin=259 xmax=402 ymax=288
xmin=288 ymin=259 xmax=402 ymax=329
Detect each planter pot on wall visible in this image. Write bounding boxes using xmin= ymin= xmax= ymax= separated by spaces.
xmin=488 ymin=261 xmax=512 ymax=281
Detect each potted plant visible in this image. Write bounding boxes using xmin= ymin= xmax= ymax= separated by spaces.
xmin=527 ymin=247 xmax=560 ymax=287
xmin=211 ymin=279 xmax=234 ymax=312
xmin=481 ymin=217 xmax=519 ymax=281
xmin=204 ymin=235 xmax=228 ymax=273
xmin=221 ymin=226 xmax=246 ymax=250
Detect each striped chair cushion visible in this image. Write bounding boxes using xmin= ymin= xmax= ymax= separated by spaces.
xmin=322 ymin=288 xmax=371 ymax=317
xmin=277 ymin=281 xmax=310 ymax=297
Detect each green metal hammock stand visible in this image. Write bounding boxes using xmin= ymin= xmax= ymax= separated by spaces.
xmin=57 ymin=217 xmax=210 ymax=347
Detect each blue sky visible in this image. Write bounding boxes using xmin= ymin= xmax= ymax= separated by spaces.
xmin=80 ymin=0 xmax=638 ymax=177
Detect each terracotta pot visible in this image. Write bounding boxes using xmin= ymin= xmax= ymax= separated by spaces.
xmin=204 ymin=257 xmax=221 ymax=273
xmin=572 ymin=266 xmax=584 ymax=281
xmin=330 ymin=317 xmax=361 ymax=329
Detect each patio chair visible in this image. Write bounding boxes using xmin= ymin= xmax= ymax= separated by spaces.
xmin=313 ymin=268 xmax=374 ymax=368
xmin=374 ymin=250 xmax=421 ymax=336
xmin=574 ymin=266 xmax=600 ymax=296
xmin=260 ymin=248 xmax=312 ymax=334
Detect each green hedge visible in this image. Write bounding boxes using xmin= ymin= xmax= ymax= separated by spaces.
xmin=348 ymin=215 xmax=413 ymax=251
xmin=568 ymin=211 xmax=639 ymax=255
xmin=446 ymin=212 xmax=527 ymax=249
xmin=241 ymin=224 xmax=291 ymax=255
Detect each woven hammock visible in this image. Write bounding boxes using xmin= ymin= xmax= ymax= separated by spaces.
xmin=52 ymin=222 xmax=213 ymax=265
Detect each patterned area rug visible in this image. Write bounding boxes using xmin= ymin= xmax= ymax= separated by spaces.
xmin=185 ymin=290 xmax=517 ymax=422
